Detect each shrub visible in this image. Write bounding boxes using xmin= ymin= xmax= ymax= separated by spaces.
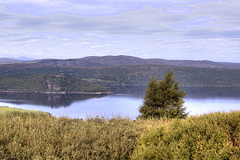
xmin=132 ymin=111 xmax=240 ymax=159
xmin=0 ymin=112 xmax=143 ymax=159
xmin=1 ymin=110 xmax=240 ymax=159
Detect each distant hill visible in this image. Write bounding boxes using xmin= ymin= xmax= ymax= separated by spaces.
xmin=16 ymin=57 xmax=37 ymax=61
xmin=2 ymin=55 xmax=240 ymax=68
xmin=31 ymin=55 xmax=240 ymax=69
xmin=0 ymin=58 xmax=24 ymax=64
xmin=81 ymin=55 xmax=223 ymax=68
xmin=1 ymin=64 xmax=240 ymax=88
xmin=1 ymin=55 xmax=240 ymax=88
xmin=35 ymin=59 xmax=103 ymax=66
xmin=0 ymin=73 xmax=109 ymax=94
xmin=0 ymin=57 xmax=36 ymax=64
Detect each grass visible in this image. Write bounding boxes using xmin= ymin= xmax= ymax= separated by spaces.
xmin=0 ymin=106 xmax=41 ymax=114
xmin=0 ymin=107 xmax=240 ymax=159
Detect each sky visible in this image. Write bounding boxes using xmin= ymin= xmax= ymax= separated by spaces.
xmin=0 ymin=0 xmax=240 ymax=62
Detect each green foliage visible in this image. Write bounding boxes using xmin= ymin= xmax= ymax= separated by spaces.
xmin=132 ymin=111 xmax=240 ymax=159
xmin=0 ymin=73 xmax=108 ymax=93
xmin=139 ymin=71 xmax=187 ymax=119
xmin=0 ymin=112 xmax=143 ymax=160
xmin=0 ymin=109 xmax=240 ymax=159
xmin=1 ymin=64 xmax=240 ymax=88
xmin=0 ymin=106 xmax=41 ymax=114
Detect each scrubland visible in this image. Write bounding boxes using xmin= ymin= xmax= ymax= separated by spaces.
xmin=0 ymin=107 xmax=239 ymax=159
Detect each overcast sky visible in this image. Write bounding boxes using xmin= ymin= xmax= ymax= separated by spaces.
xmin=0 ymin=0 xmax=240 ymax=62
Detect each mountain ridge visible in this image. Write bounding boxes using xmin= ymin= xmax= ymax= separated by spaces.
xmin=1 ymin=55 xmax=240 ymax=69
xmin=35 ymin=55 xmax=240 ymax=69
xmin=0 ymin=58 xmax=24 ymax=64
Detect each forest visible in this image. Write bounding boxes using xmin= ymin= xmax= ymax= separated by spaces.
xmin=1 ymin=63 xmax=240 ymax=88
xmin=0 ymin=73 xmax=108 ymax=93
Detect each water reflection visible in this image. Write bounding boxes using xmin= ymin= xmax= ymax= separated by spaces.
xmin=109 ymin=86 xmax=240 ymax=99
xmin=184 ymin=87 xmax=240 ymax=99
xmin=0 ymin=93 xmax=106 ymax=108
xmin=1 ymin=87 xmax=240 ymax=108
xmin=107 ymin=86 xmax=146 ymax=95
xmin=0 ymin=87 xmax=240 ymax=119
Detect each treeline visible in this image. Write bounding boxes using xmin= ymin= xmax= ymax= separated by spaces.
xmin=0 ymin=73 xmax=108 ymax=93
xmin=1 ymin=64 xmax=240 ymax=87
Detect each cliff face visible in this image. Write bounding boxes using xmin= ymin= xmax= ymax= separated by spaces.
xmin=44 ymin=74 xmax=69 ymax=92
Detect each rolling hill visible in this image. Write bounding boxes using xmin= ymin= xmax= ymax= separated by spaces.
xmin=0 ymin=58 xmax=24 ymax=64
xmin=1 ymin=55 xmax=240 ymax=89
xmin=1 ymin=63 xmax=240 ymax=88
xmin=1 ymin=55 xmax=240 ymax=69
xmin=31 ymin=55 xmax=240 ymax=69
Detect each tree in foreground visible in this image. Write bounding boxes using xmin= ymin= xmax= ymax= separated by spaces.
xmin=139 ymin=70 xmax=187 ymax=119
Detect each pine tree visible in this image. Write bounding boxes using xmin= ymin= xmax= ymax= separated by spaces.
xmin=139 ymin=70 xmax=187 ymax=119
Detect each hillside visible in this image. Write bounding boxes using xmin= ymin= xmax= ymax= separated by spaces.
xmin=2 ymin=55 xmax=240 ymax=69
xmin=35 ymin=58 xmax=103 ymax=66
xmin=0 ymin=73 xmax=109 ymax=94
xmin=1 ymin=64 xmax=240 ymax=88
xmin=81 ymin=55 xmax=223 ymax=68
xmin=0 ymin=58 xmax=24 ymax=64
xmin=31 ymin=55 xmax=240 ymax=69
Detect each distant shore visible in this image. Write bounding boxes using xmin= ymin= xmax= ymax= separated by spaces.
xmin=0 ymin=90 xmax=113 ymax=95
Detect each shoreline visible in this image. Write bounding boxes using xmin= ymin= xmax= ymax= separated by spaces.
xmin=0 ymin=90 xmax=113 ymax=95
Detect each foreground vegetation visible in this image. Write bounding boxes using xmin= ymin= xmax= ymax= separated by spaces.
xmin=133 ymin=111 xmax=240 ymax=159
xmin=0 ymin=106 xmax=41 ymax=114
xmin=0 ymin=111 xmax=143 ymax=159
xmin=0 ymin=107 xmax=239 ymax=159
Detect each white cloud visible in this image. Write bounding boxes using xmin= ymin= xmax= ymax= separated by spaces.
xmin=90 ymin=44 xmax=115 ymax=48
xmin=0 ymin=7 xmax=187 ymax=35
xmin=1 ymin=1 xmax=238 ymax=38
xmin=0 ymin=0 xmax=57 ymax=6
xmin=0 ymin=0 xmax=240 ymax=62
xmin=81 ymin=41 xmax=91 ymax=45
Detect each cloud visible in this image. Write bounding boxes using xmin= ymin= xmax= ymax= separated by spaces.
xmin=9 ymin=37 xmax=42 ymax=42
xmin=184 ymin=29 xmax=240 ymax=39
xmin=0 ymin=0 xmax=222 ymax=16
xmin=191 ymin=0 xmax=240 ymax=25
xmin=0 ymin=1 xmax=237 ymax=37
xmin=1 ymin=0 xmax=63 ymax=6
xmin=0 ymin=0 xmax=115 ymax=16
xmin=90 ymin=44 xmax=115 ymax=48
xmin=1 ymin=0 xmax=238 ymax=38
xmin=0 ymin=0 xmax=240 ymax=62
xmin=0 ymin=6 xmax=187 ymax=35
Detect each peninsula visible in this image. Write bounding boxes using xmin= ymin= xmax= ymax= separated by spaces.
xmin=0 ymin=73 xmax=110 ymax=94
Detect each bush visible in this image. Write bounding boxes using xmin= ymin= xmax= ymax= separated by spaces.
xmin=132 ymin=111 xmax=240 ymax=159
xmin=1 ymin=110 xmax=240 ymax=159
xmin=0 ymin=112 xmax=143 ymax=159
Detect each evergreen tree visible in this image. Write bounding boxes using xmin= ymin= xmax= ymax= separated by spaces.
xmin=139 ymin=70 xmax=187 ymax=119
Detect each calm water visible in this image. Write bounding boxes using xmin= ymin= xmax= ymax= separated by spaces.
xmin=0 ymin=87 xmax=240 ymax=119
